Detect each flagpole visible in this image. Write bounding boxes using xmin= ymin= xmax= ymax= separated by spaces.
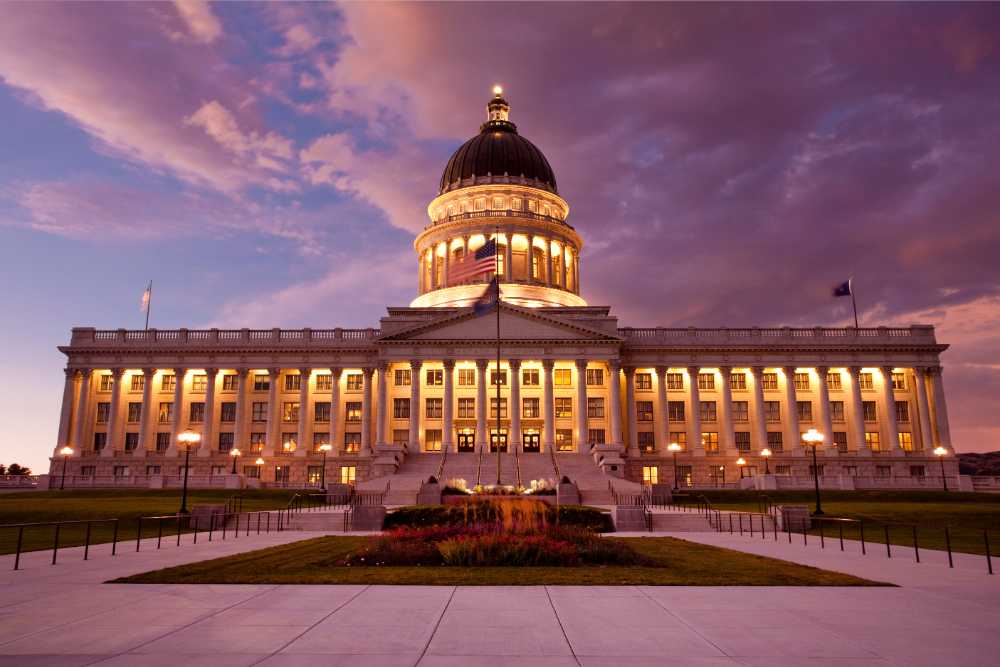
xmin=144 ymin=280 xmax=152 ymax=331
xmin=849 ymin=277 xmax=859 ymax=329
xmin=495 ymin=228 xmax=502 ymax=486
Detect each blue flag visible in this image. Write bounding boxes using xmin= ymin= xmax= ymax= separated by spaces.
xmin=833 ymin=279 xmax=851 ymax=297
xmin=474 ymin=277 xmax=499 ymax=316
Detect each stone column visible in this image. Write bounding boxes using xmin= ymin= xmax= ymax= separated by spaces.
xmin=263 ymin=367 xmax=280 ymax=456
xmin=73 ymin=369 xmax=92 ymax=451
xmin=560 ymin=245 xmax=568 ymax=288
xmin=782 ymin=366 xmax=801 ymax=454
xmin=509 ymin=359 xmax=522 ymax=452
xmin=544 ymin=238 xmax=553 ymax=287
xmin=529 ymin=235 xmax=538 ymax=284
xmin=430 ymin=247 xmax=439 ymax=290
xmin=418 ymin=255 xmax=424 ymax=294
xmin=624 ymin=366 xmax=638 ymax=457
xmin=749 ymin=367 xmax=768 ymax=453
xmin=656 ymin=366 xmax=670 ymax=451
xmin=719 ymin=367 xmax=736 ymax=454
xmin=135 ymin=368 xmax=155 ymax=457
xmin=574 ymin=250 xmax=581 ymax=294
xmin=847 ymin=366 xmax=868 ymax=454
xmin=443 ymin=242 xmax=451 ymax=287
xmin=542 ymin=359 xmax=555 ymax=451
xmin=199 ymin=368 xmax=219 ymax=458
xmin=880 ymin=366 xmax=902 ymax=452
xmin=476 ymin=359 xmax=489 ymax=451
xmin=608 ymin=361 xmax=623 ymax=448
xmin=505 ymin=237 xmax=513 ymax=281
xmin=914 ymin=367 xmax=934 ymax=451
xmin=167 ymin=368 xmax=187 ymax=456
xmin=374 ymin=362 xmax=388 ymax=450
xmin=815 ymin=367 xmax=835 ymax=453
xmin=441 ymin=360 xmax=453 ymax=452
xmin=687 ymin=366 xmax=703 ymax=455
xmin=233 ymin=369 xmax=250 ymax=452
xmin=296 ymin=368 xmax=311 ymax=457
xmin=102 ymin=368 xmax=125 ymax=457
xmin=361 ymin=366 xmax=374 ymax=455
xmin=410 ymin=360 xmax=423 ymax=451
xmin=575 ymin=359 xmax=588 ymax=453
xmin=928 ymin=366 xmax=953 ymax=450
xmin=329 ymin=368 xmax=342 ymax=452
xmin=55 ymin=368 xmax=77 ymax=453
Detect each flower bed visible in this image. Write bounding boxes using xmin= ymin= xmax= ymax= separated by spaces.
xmin=384 ymin=501 xmax=614 ymax=532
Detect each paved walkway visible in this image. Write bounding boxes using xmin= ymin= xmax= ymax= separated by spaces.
xmin=1 ymin=530 xmax=999 ymax=666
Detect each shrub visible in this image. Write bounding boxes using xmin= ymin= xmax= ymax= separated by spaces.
xmin=437 ymin=533 xmax=581 ymax=566
xmin=384 ymin=502 xmax=614 ymax=533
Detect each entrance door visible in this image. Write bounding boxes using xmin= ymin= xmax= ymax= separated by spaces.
xmin=457 ymin=433 xmax=475 ymax=453
xmin=490 ymin=431 xmax=508 ymax=453
xmin=523 ymin=433 xmax=541 ymax=453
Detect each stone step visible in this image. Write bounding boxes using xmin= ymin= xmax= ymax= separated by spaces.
xmin=285 ymin=511 xmax=349 ymax=531
xmin=649 ymin=512 xmax=714 ymax=532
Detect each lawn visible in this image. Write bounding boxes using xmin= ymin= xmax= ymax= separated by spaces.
xmin=0 ymin=489 xmax=298 ymax=555
xmin=680 ymin=490 xmax=1000 ymax=555
xmin=113 ymin=535 xmax=885 ymax=586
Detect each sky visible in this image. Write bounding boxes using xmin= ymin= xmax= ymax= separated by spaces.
xmin=1 ymin=2 xmax=998 ymax=472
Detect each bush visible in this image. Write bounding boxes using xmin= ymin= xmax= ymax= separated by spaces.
xmin=384 ymin=502 xmax=614 ymax=533
xmin=437 ymin=533 xmax=580 ymax=566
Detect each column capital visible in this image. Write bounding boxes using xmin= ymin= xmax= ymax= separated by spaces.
xmin=411 ymin=359 xmax=425 ymax=370
xmin=575 ymin=358 xmax=589 ymax=370
xmin=237 ymin=367 xmax=252 ymax=377
xmin=686 ymin=365 xmax=700 ymax=376
xmin=507 ymin=358 xmax=521 ymax=370
xmin=64 ymin=367 xmax=77 ymax=378
xmin=623 ymin=365 xmax=636 ymax=377
xmin=362 ymin=365 xmax=376 ymax=377
xmin=328 ymin=366 xmax=342 ymax=378
xmin=204 ymin=367 xmax=219 ymax=377
xmin=476 ymin=358 xmax=490 ymax=371
xmin=377 ymin=361 xmax=390 ymax=373
xmin=111 ymin=367 xmax=126 ymax=378
xmin=816 ymin=365 xmax=830 ymax=375
xmin=848 ymin=365 xmax=863 ymax=376
xmin=608 ymin=359 xmax=622 ymax=372
xmin=719 ymin=365 xmax=732 ymax=376
xmin=173 ymin=366 xmax=187 ymax=375
xmin=880 ymin=365 xmax=895 ymax=376
xmin=298 ymin=366 xmax=311 ymax=376
xmin=541 ymin=359 xmax=555 ymax=371
xmin=267 ymin=367 xmax=281 ymax=376
xmin=749 ymin=365 xmax=765 ymax=376
xmin=782 ymin=365 xmax=796 ymax=375
xmin=655 ymin=365 xmax=669 ymax=376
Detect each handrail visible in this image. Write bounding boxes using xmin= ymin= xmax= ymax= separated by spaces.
xmin=514 ymin=445 xmax=522 ymax=488
xmin=549 ymin=444 xmax=561 ymax=479
xmin=435 ymin=446 xmax=449 ymax=482
xmin=475 ymin=447 xmax=484 ymax=487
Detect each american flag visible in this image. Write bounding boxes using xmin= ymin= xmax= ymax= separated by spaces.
xmin=448 ymin=238 xmax=497 ymax=286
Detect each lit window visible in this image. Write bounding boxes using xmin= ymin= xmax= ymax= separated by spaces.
xmin=282 ymin=402 xmax=299 ymax=422
xmin=253 ymin=374 xmax=269 ymax=391
xmin=313 ymin=432 xmax=330 ymax=451
xmin=667 ymin=373 xmax=684 ymax=390
xmin=555 ymin=397 xmax=572 ymax=418
xmin=701 ymin=432 xmax=719 ymax=452
xmin=425 ymin=429 xmax=443 ymax=452
xmin=395 ymin=369 xmax=411 ymax=386
xmin=315 ymin=374 xmax=332 ymax=391
xmin=668 ymin=401 xmax=685 ymax=422
xmin=130 ymin=375 xmax=145 ymax=392
xmin=345 ymin=402 xmax=362 ymax=423
xmin=393 ymin=398 xmax=410 ymax=419
xmin=490 ymin=398 xmax=508 ymax=419
xmin=458 ymin=369 xmax=476 ymax=386
xmin=425 ymin=398 xmax=442 ymax=419
xmin=865 ymin=431 xmax=881 ymax=451
xmin=191 ymin=374 xmax=207 ymax=392
xmin=158 ymin=402 xmax=173 ymax=423
xmin=251 ymin=402 xmax=267 ymax=422
xmin=458 ymin=398 xmax=475 ymax=419
xmin=425 ymin=369 xmax=443 ymax=386
xmin=732 ymin=401 xmax=749 ymax=422
xmin=285 ymin=374 xmax=301 ymax=391
xmin=586 ymin=368 xmax=604 ymax=386
xmin=898 ymin=432 xmax=914 ymax=451
xmin=189 ymin=402 xmax=205 ymax=423
xmin=642 ymin=466 xmax=659 ymax=485
xmin=638 ymin=432 xmax=655 ymax=452
xmin=341 ymin=466 xmax=357 ymax=484
xmin=556 ymin=429 xmax=574 ymax=451
xmin=761 ymin=373 xmax=778 ymax=391
xmin=522 ymin=369 xmax=540 ymax=386
xmin=314 ymin=402 xmax=331 ymax=422
xmin=730 ymin=373 xmax=747 ymax=391
xmin=249 ymin=433 xmax=266 ymax=453
xmin=554 ymin=369 xmax=572 ymax=386
xmin=830 ymin=401 xmax=845 ymax=423
xmin=343 ymin=433 xmax=361 ymax=452
xmin=699 ymin=401 xmax=716 ymax=423
xmin=793 ymin=373 xmax=810 ymax=391
xmin=490 ymin=370 xmax=508 ymax=386
xmin=697 ymin=373 xmax=714 ymax=391
xmin=892 ymin=373 xmax=906 ymax=390
xmin=522 ymin=398 xmax=540 ymax=419
xmin=635 ymin=373 xmax=652 ymax=391
xmin=587 ymin=397 xmax=604 ymax=418
xmin=797 ymin=401 xmax=812 ymax=422
xmin=764 ymin=401 xmax=781 ymax=422
xmin=895 ymin=401 xmax=910 ymax=423
xmin=346 ymin=374 xmax=363 ymax=391
xmin=827 ymin=372 xmax=842 ymax=391
xmin=859 ymin=373 xmax=874 ymax=391
xmin=863 ymin=401 xmax=877 ymax=422
xmin=670 ymin=432 xmax=687 ymax=450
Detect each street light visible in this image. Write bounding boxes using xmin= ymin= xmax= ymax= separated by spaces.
xmin=229 ymin=447 xmax=241 ymax=474
xmin=934 ymin=446 xmax=949 ymax=492
xmin=255 ymin=457 xmax=265 ymax=481
xmin=802 ymin=428 xmax=825 ymax=515
xmin=176 ymin=429 xmax=201 ymax=514
xmin=58 ymin=446 xmax=73 ymax=490
xmin=760 ymin=447 xmax=772 ymax=475
xmin=736 ymin=456 xmax=746 ymax=479
xmin=667 ymin=442 xmax=682 ymax=490
xmin=318 ymin=442 xmax=332 ymax=491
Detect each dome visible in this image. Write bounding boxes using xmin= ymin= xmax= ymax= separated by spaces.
xmin=438 ymin=93 xmax=558 ymax=195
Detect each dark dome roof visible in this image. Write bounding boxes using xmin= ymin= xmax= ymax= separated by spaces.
xmin=439 ymin=113 xmax=557 ymax=196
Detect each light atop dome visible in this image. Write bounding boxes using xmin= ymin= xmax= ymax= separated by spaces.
xmin=492 ymin=84 xmax=503 ymax=96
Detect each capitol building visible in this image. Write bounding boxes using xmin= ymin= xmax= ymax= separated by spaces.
xmin=48 ymin=90 xmax=957 ymax=492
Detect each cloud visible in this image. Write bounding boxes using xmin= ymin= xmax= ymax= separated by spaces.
xmin=185 ymin=100 xmax=296 ymax=178
xmin=173 ymin=0 xmax=222 ymax=44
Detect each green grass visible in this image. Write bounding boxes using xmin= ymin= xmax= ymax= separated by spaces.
xmin=113 ymin=535 xmax=885 ymax=586
xmin=679 ymin=490 xmax=1000 ymax=556
xmin=0 ymin=489 xmax=298 ymax=555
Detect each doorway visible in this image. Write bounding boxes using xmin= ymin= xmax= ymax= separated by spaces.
xmin=523 ymin=432 xmax=541 ymax=453
xmin=490 ymin=430 xmax=508 ymax=453
xmin=457 ymin=432 xmax=475 ymax=453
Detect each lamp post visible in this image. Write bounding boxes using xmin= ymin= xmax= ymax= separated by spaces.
xmin=736 ymin=456 xmax=746 ymax=479
xmin=58 ymin=446 xmax=73 ymax=490
xmin=667 ymin=442 xmax=681 ymax=490
xmin=934 ymin=446 xmax=949 ymax=492
xmin=176 ymin=429 xmax=201 ymax=514
xmin=318 ymin=443 xmax=332 ymax=491
xmin=760 ymin=447 xmax=772 ymax=475
xmin=255 ymin=457 xmax=265 ymax=482
xmin=229 ymin=447 xmax=241 ymax=474
xmin=802 ymin=428 xmax=825 ymax=515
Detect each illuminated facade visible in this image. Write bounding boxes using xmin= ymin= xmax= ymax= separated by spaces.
xmin=48 ymin=91 xmax=958 ymax=490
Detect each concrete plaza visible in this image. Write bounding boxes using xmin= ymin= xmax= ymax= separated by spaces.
xmin=1 ymin=530 xmax=999 ymax=666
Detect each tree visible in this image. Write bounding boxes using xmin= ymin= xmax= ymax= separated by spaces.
xmin=0 ymin=464 xmax=5 ymax=475
xmin=5 ymin=463 xmax=31 ymax=476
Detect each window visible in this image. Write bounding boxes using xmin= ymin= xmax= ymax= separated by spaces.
xmin=130 ymin=375 xmax=145 ymax=392
xmin=556 ymin=429 xmax=574 ymax=451
xmin=797 ymin=401 xmax=812 ymax=422
xmin=730 ymin=373 xmax=747 ymax=391
xmin=523 ymin=398 xmax=540 ymax=419
xmin=393 ymin=398 xmax=410 ymax=419
xmin=587 ymin=397 xmax=604 ymax=418
xmin=127 ymin=402 xmax=142 ymax=423
xmin=425 ymin=398 xmax=442 ymax=419
xmin=586 ymin=368 xmax=604 ymax=386
xmin=274 ymin=466 xmax=290 ymax=483
xmin=490 ymin=370 xmax=508 ymax=386
xmin=156 ymin=432 xmax=170 ymax=452
xmin=80 ymin=465 xmax=96 ymax=477
xmin=315 ymin=374 xmax=332 ymax=391
xmin=588 ymin=429 xmax=606 ymax=445
xmin=253 ymin=374 xmax=269 ymax=391
xmin=522 ymin=369 xmax=540 ymax=386
xmin=280 ymin=432 xmax=298 ymax=453
xmin=808 ymin=464 xmax=824 ymax=476
xmin=735 ymin=432 xmax=751 ymax=452
xmin=346 ymin=373 xmax=363 ymax=391
xmin=191 ymin=374 xmax=207 ymax=392
xmin=307 ymin=466 xmax=323 ymax=485
xmin=124 ymin=432 xmax=139 ymax=451
xmin=830 ymin=401 xmax=845 ymax=423
xmin=875 ymin=464 xmax=891 ymax=479
xmin=859 ymin=372 xmax=874 ymax=391
xmin=670 ymin=432 xmax=687 ymax=450
xmin=189 ymin=402 xmax=205 ymax=423
xmin=899 ymin=432 xmax=914 ymax=451
xmin=113 ymin=465 xmax=130 ymax=478
xmin=425 ymin=429 xmax=443 ymax=452
xmin=761 ymin=373 xmax=778 ymax=391
xmin=285 ymin=374 xmax=301 ymax=391
xmin=794 ymin=372 xmax=810 ymax=391
xmin=775 ymin=465 xmax=791 ymax=476
xmin=910 ymin=465 xmax=926 ymax=478
xmin=892 ymin=372 xmax=906 ymax=390
xmin=490 ymin=398 xmax=508 ymax=419
xmin=833 ymin=432 xmax=848 ymax=453
xmin=425 ymin=369 xmax=443 ymax=386
xmin=222 ymin=374 xmax=239 ymax=391
xmin=344 ymin=432 xmax=361 ymax=452
xmin=635 ymin=373 xmax=652 ymax=390
xmin=700 ymin=401 xmax=717 ymax=423
xmin=93 ymin=432 xmax=107 ymax=451
xmin=341 ymin=466 xmax=357 ymax=484
xmin=218 ymin=432 xmax=234 ymax=452
xmin=314 ymin=402 xmax=331 ymax=423
xmin=638 ymin=432 xmax=655 ymax=452
xmin=99 ymin=374 xmax=114 ymax=392
xmin=732 ymin=401 xmax=749 ymax=422
xmin=766 ymin=431 xmax=783 ymax=452
xmin=668 ymin=401 xmax=685 ymax=422
xmin=642 ymin=466 xmax=659 ymax=485
xmin=96 ymin=402 xmax=110 ymax=423
xmin=250 ymin=432 xmax=266 ymax=453
xmin=895 ymin=401 xmax=910 ymax=423
xmin=218 ymin=402 xmax=236 ymax=423
xmin=554 ymin=369 xmax=572 ymax=386
xmin=764 ymin=401 xmax=781 ymax=422
xmin=394 ymin=369 xmax=411 ymax=386
xmin=677 ymin=465 xmax=693 ymax=487
xmin=313 ymin=432 xmax=331 ymax=451
xmin=244 ymin=465 xmax=260 ymax=479
xmin=392 ymin=430 xmax=408 ymax=447
xmin=667 ymin=373 xmax=684 ymax=390
xmin=865 ymin=431 xmax=881 ymax=451
xmin=345 ymin=402 xmax=362 ymax=423
xmin=158 ymin=402 xmax=173 ymax=423
xmin=827 ymin=372 xmax=842 ymax=391
xmin=701 ymin=432 xmax=719 ymax=452
xmin=146 ymin=465 xmax=161 ymax=476
xmin=555 ymin=397 xmax=572 ymax=418
xmin=458 ymin=369 xmax=476 ymax=386
xmin=862 ymin=401 xmax=877 ymax=422
xmin=698 ymin=373 xmax=715 ymax=391
xmin=458 ymin=398 xmax=475 ymax=419
xmin=282 ymin=402 xmax=299 ymax=422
